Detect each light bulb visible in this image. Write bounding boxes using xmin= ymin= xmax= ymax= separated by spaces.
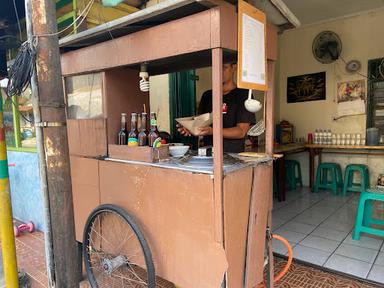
xmin=139 ymin=63 xmax=149 ymax=92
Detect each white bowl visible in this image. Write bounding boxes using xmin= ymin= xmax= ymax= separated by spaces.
xmin=169 ymin=145 xmax=189 ymax=158
xmin=169 ymin=143 xmax=184 ymax=146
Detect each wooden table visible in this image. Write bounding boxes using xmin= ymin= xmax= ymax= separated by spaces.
xmin=254 ymin=143 xmax=307 ymax=201
xmin=274 ymin=144 xmax=307 ymax=201
xmin=254 ymin=143 xmax=384 ymax=201
xmin=306 ymin=144 xmax=384 ymax=190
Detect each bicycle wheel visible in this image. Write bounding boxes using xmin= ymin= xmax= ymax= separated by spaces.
xmin=83 ymin=204 xmax=156 ymax=288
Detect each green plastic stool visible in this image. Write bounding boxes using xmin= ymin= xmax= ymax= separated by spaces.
xmin=353 ymin=189 xmax=384 ymax=240
xmin=314 ymin=162 xmax=343 ymax=195
xmin=285 ymin=160 xmax=303 ymax=190
xmin=342 ymin=164 xmax=370 ymax=196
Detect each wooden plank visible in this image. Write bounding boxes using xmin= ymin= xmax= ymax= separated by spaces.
xmin=99 ymin=161 xmax=228 ymax=288
xmin=266 ymin=23 xmax=278 ymax=61
xmin=210 ymin=5 xmax=237 ymax=51
xmin=306 ymin=144 xmax=384 ymax=150
xmin=245 ymin=164 xmax=273 ymax=287
xmin=224 ymin=167 xmax=253 ymax=287
xmin=103 ymin=68 xmax=150 ymax=145
xmin=67 ymin=119 xmax=108 ymax=157
xmin=70 ymin=156 xmax=100 ymax=241
xmin=266 ymin=60 xmax=276 ymax=155
xmin=61 ymin=9 xmax=214 ymax=76
xmin=212 ymin=48 xmax=224 ymax=244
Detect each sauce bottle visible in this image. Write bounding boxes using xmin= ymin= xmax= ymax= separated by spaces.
xmin=148 ymin=112 xmax=160 ymax=147
xmin=138 ymin=112 xmax=148 ymax=146
xmin=128 ymin=113 xmax=139 ymax=146
xmin=118 ymin=113 xmax=127 ymax=145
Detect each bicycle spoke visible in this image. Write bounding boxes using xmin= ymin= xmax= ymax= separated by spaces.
xmin=84 ymin=207 xmax=154 ymax=288
xmin=125 ymin=261 xmax=147 ymax=285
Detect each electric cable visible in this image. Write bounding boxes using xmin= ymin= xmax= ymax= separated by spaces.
xmin=339 ymin=55 xmax=384 ymax=80
xmin=6 ymin=41 xmax=35 ymax=97
xmin=34 ymin=0 xmax=95 ymax=38
xmin=12 ymin=0 xmax=22 ymax=41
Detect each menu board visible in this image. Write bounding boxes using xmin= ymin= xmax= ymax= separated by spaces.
xmin=237 ymin=0 xmax=268 ymax=91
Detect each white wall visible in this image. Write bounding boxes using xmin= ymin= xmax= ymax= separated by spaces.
xmin=278 ymin=9 xmax=384 ymax=186
xmin=278 ymin=9 xmax=384 ymax=138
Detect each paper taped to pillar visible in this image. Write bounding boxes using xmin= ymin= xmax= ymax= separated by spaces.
xmin=176 ymin=113 xmax=212 ymax=136
xmin=336 ymin=79 xmax=366 ymax=117
xmin=237 ymin=0 xmax=268 ymax=91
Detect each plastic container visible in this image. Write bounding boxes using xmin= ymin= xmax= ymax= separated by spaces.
xmin=366 ymin=128 xmax=379 ymax=146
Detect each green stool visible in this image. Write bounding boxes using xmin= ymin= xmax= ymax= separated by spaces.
xmin=342 ymin=164 xmax=370 ymax=196
xmin=285 ymin=160 xmax=303 ymax=190
xmin=353 ymin=189 xmax=384 ymax=240
xmin=314 ymin=162 xmax=343 ymax=195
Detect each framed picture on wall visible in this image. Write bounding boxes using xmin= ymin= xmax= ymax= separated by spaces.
xmin=287 ymin=72 xmax=326 ymax=103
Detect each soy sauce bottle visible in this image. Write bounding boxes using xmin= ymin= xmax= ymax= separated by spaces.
xmin=118 ymin=113 xmax=128 ymax=145
xmin=138 ymin=112 xmax=148 ymax=146
xmin=128 ymin=113 xmax=139 ymax=146
xmin=148 ymin=112 xmax=159 ymax=147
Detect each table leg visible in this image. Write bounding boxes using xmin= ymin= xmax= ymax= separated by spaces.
xmin=309 ymin=148 xmax=315 ymax=191
xmin=318 ymin=149 xmax=322 ymax=164
xmin=278 ymin=157 xmax=286 ymax=201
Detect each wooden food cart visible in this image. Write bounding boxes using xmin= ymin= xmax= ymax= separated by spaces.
xmin=60 ymin=1 xmax=278 ymax=287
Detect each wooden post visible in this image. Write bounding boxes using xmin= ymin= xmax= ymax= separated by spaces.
xmin=265 ymin=61 xmax=275 ymax=156
xmin=212 ymin=48 xmax=224 ymax=244
xmin=30 ymin=0 xmax=78 ymax=286
xmin=25 ymin=0 xmax=56 ymax=285
xmin=265 ymin=60 xmax=276 ymax=288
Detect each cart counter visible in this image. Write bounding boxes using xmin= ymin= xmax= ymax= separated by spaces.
xmin=105 ymin=154 xmax=273 ymax=175
xmin=71 ymin=155 xmax=273 ymax=288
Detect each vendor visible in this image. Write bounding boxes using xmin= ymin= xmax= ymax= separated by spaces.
xmin=178 ymin=63 xmax=255 ymax=153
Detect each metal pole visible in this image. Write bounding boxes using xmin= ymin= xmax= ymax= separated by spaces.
xmin=24 ymin=1 xmax=55 ymax=286
xmin=0 ymin=89 xmax=19 ymax=288
xmin=29 ymin=0 xmax=78 ymax=286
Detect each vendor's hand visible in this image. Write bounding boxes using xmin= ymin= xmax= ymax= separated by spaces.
xmin=198 ymin=126 xmax=213 ymax=136
xmin=176 ymin=123 xmax=192 ymax=137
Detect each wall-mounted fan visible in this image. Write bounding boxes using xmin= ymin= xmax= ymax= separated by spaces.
xmin=312 ymin=31 xmax=342 ymax=64
xmin=345 ymin=60 xmax=361 ymax=73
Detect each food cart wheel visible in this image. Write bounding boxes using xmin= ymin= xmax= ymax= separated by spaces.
xmin=83 ymin=204 xmax=156 ymax=288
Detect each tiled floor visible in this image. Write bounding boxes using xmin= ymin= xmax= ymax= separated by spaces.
xmin=1 ymin=216 xmax=380 ymax=287
xmin=0 ymin=229 xmax=48 ymax=287
xmin=272 ymin=187 xmax=384 ymax=285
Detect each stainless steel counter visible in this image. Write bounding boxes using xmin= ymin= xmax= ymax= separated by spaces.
xmin=105 ymin=154 xmax=273 ymax=175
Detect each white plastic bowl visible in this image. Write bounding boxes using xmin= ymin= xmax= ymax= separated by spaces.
xmin=169 ymin=145 xmax=189 ymax=158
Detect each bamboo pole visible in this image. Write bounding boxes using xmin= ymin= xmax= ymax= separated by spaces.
xmin=0 ymin=89 xmax=19 ymax=288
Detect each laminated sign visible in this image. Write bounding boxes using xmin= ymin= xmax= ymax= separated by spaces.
xmin=237 ymin=0 xmax=268 ymax=91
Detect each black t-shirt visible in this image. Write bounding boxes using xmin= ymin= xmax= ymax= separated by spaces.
xmin=198 ymin=88 xmax=255 ymax=153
